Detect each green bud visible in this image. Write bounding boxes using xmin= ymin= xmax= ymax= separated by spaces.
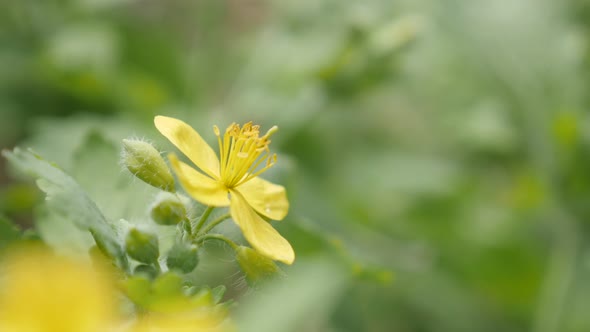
xmin=134 ymin=264 xmax=158 ymax=279
xmin=236 ymin=246 xmax=283 ymax=286
xmin=122 ymin=139 xmax=175 ymax=192
xmin=150 ymin=192 xmax=187 ymax=226
xmin=166 ymin=242 xmax=199 ymax=273
xmin=126 ymin=228 xmax=159 ymax=264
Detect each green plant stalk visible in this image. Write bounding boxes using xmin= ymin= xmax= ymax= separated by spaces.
xmin=532 ymin=203 xmax=578 ymax=332
xmin=198 ymin=213 xmax=231 ymax=236
xmin=182 ymin=217 xmax=192 ymax=236
xmin=196 ymin=234 xmax=239 ymax=250
xmin=511 ymin=94 xmax=579 ymax=332
xmin=193 ymin=206 xmax=215 ymax=235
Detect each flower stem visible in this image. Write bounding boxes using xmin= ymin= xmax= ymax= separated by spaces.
xmin=193 ymin=206 xmax=215 ymax=235
xmin=196 ymin=234 xmax=239 ymax=250
xmin=199 ymin=213 xmax=231 ymax=235
xmin=182 ymin=217 xmax=192 ymax=236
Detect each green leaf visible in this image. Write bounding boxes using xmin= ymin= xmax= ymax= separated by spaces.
xmin=122 ymin=271 xmax=224 ymax=313
xmin=236 ymin=259 xmax=349 ymax=332
xmin=35 ymin=206 xmax=94 ymax=255
xmin=189 ymin=287 xmax=214 ymax=307
xmin=211 ymin=285 xmax=226 ymax=304
xmin=122 ymin=276 xmax=152 ymax=307
xmin=152 ymin=272 xmax=184 ymax=297
xmin=3 ymin=148 xmax=128 ymax=271
xmin=0 ymin=215 xmax=20 ymax=250
xmin=72 ymin=131 xmax=158 ymax=222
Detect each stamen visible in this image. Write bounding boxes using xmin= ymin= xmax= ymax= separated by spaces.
xmin=264 ymin=126 xmax=279 ymax=138
xmin=216 ymin=122 xmax=278 ymax=188
xmin=213 ymin=125 xmax=225 ymax=176
xmin=240 ymin=153 xmax=277 ymax=185
xmin=222 ymin=129 xmax=231 ymax=173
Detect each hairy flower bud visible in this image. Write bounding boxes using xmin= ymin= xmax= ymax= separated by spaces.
xmin=166 ymin=242 xmax=199 ymax=274
xmin=236 ymin=246 xmax=283 ymax=286
xmin=150 ymin=192 xmax=187 ymax=226
xmin=126 ymin=228 xmax=159 ymax=264
xmin=121 ymin=139 xmax=175 ymax=192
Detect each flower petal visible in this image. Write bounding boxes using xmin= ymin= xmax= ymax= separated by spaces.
xmin=168 ymin=154 xmax=230 ymax=207
xmin=155 ymin=115 xmax=220 ymax=179
xmin=238 ymin=177 xmax=289 ymax=221
xmin=230 ymin=190 xmax=294 ymax=264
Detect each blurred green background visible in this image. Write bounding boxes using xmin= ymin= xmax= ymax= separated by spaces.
xmin=3 ymin=0 xmax=590 ymax=331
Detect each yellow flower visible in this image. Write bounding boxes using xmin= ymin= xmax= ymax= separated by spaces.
xmin=0 ymin=247 xmax=232 ymax=332
xmin=154 ymin=116 xmax=294 ymax=264
xmin=0 ymin=247 xmax=116 ymax=332
xmin=132 ymin=312 xmax=233 ymax=332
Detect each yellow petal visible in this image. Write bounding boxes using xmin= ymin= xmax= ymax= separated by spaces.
xmin=169 ymin=154 xmax=230 ymax=207
xmin=230 ymin=189 xmax=294 ymax=264
xmin=155 ymin=115 xmax=220 ymax=179
xmin=237 ymin=177 xmax=289 ymax=221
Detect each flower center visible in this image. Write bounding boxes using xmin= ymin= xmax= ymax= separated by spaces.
xmin=213 ymin=122 xmax=278 ymax=188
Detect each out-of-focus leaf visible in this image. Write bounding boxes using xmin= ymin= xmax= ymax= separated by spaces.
xmin=72 ymin=131 xmax=159 ymax=222
xmin=211 ymin=285 xmax=226 ymax=304
xmin=34 ymin=206 xmax=95 ymax=256
xmin=0 ymin=184 xmax=40 ymax=215
xmin=236 ymin=259 xmax=349 ymax=332
xmin=122 ymin=272 xmax=223 ymax=313
xmin=123 ymin=275 xmax=152 ymax=308
xmin=3 ymin=148 xmax=128 ymax=270
xmin=151 ymin=272 xmax=184 ymax=298
xmin=0 ymin=215 xmax=20 ymax=250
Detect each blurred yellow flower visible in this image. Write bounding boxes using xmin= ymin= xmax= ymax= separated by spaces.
xmin=0 ymin=247 xmax=116 ymax=332
xmin=0 ymin=247 xmax=232 ymax=332
xmin=155 ymin=116 xmax=294 ymax=264
xmin=133 ymin=312 xmax=233 ymax=332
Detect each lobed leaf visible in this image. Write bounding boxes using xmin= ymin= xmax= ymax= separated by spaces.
xmin=3 ymin=148 xmax=128 ymax=271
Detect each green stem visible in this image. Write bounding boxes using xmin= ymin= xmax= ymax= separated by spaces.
xmin=196 ymin=234 xmax=239 ymax=250
xmin=199 ymin=213 xmax=231 ymax=235
xmin=182 ymin=217 xmax=192 ymax=236
xmin=532 ymin=203 xmax=578 ymax=332
xmin=193 ymin=206 xmax=215 ymax=235
xmin=153 ymin=261 xmax=162 ymax=274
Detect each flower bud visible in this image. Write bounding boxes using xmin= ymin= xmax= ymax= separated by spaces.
xmin=121 ymin=139 xmax=175 ymax=192
xmin=166 ymin=242 xmax=199 ymax=273
xmin=126 ymin=228 xmax=159 ymax=264
xmin=236 ymin=246 xmax=283 ymax=286
xmin=150 ymin=192 xmax=187 ymax=226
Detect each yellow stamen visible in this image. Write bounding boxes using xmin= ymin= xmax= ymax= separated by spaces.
xmin=214 ymin=122 xmax=277 ymax=188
